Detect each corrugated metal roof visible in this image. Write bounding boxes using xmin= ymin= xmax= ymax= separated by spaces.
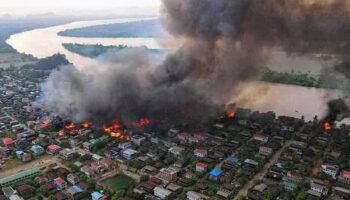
xmin=0 ymin=168 xmax=40 ymax=185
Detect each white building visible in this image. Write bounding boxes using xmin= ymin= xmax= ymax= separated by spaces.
xmin=321 ymin=164 xmax=339 ymax=179
xmin=154 ymin=187 xmax=171 ymax=199
xmin=187 ymin=191 xmax=203 ymax=200
xmin=122 ymin=148 xmax=137 ymax=160
xmin=131 ymin=135 xmax=146 ymax=146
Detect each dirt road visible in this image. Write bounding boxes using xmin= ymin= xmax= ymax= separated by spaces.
xmin=0 ymin=155 xmax=64 ymax=179
xmin=235 ymin=140 xmax=294 ymax=197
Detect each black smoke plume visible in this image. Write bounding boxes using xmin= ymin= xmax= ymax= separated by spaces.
xmin=40 ymin=0 xmax=350 ymax=127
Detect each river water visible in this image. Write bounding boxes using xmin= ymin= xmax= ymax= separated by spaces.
xmin=6 ymin=17 xmax=166 ymax=69
xmin=6 ymin=18 xmax=348 ymax=122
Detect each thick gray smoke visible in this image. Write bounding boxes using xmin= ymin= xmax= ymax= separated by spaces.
xmin=40 ymin=0 xmax=350 ymax=127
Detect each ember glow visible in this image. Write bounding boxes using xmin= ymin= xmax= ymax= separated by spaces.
xmin=324 ymin=122 xmax=332 ymax=131
xmin=65 ymin=122 xmax=76 ymax=130
xmin=42 ymin=118 xmax=51 ymax=128
xmin=58 ymin=130 xmax=65 ymax=137
xmin=82 ymin=121 xmax=92 ymax=128
xmin=132 ymin=118 xmax=151 ymax=127
xmin=103 ymin=122 xmax=126 ymax=139
xmin=227 ymin=110 xmax=236 ymax=118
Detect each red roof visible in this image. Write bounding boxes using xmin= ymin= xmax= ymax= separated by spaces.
xmin=2 ymin=138 xmax=14 ymax=145
xmin=101 ymin=158 xmax=113 ymax=165
xmin=54 ymin=177 xmax=66 ymax=185
xmin=196 ymin=162 xmax=208 ymax=168
xmin=186 ymin=170 xmax=196 ymax=178
xmin=90 ymin=162 xmax=100 ymax=169
xmin=196 ymin=149 xmax=207 ymax=154
xmin=260 ymin=146 xmax=272 ymax=151
xmin=343 ymin=170 xmax=350 ymax=177
xmin=177 ymin=133 xmax=190 ymax=139
xmin=150 ymin=177 xmax=162 ymax=185
xmin=48 ymin=144 xmax=61 ymax=151
xmin=194 ymin=132 xmax=206 ymax=139
xmin=45 ymin=182 xmax=55 ymax=190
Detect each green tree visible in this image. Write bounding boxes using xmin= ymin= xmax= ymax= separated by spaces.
xmin=140 ymin=175 xmax=150 ymax=182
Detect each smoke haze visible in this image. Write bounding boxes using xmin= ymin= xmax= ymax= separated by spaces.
xmin=40 ymin=0 xmax=350 ymax=127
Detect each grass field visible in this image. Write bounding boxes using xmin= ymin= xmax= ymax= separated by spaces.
xmin=1 ymin=159 xmax=23 ymax=170
xmin=101 ymin=173 xmax=135 ymax=191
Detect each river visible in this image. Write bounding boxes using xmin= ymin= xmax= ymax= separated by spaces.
xmin=6 ymin=17 xmax=166 ymax=70
xmin=6 ymin=18 xmax=349 ymax=123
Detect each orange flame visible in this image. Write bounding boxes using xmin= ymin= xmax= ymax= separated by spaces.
xmin=82 ymin=121 xmax=92 ymax=128
xmin=42 ymin=118 xmax=51 ymax=128
xmin=103 ymin=122 xmax=122 ymax=134
xmin=227 ymin=109 xmax=236 ymax=118
xmin=58 ymin=130 xmax=65 ymax=137
xmin=324 ymin=122 xmax=331 ymax=131
xmin=132 ymin=118 xmax=151 ymax=127
xmin=65 ymin=123 xmax=76 ymax=130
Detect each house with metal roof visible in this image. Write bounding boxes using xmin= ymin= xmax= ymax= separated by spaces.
xmin=0 ymin=168 xmax=41 ymax=187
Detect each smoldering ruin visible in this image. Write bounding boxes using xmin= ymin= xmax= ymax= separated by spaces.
xmin=39 ymin=0 xmax=350 ymax=128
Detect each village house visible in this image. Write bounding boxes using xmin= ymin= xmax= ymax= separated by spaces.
xmin=118 ymin=142 xmax=132 ymax=149
xmin=193 ymin=132 xmax=207 ymax=141
xmin=100 ymin=158 xmax=116 ymax=170
xmin=91 ymin=191 xmax=107 ymax=200
xmin=131 ymin=135 xmax=146 ymax=146
xmin=158 ymin=167 xmax=179 ymax=182
xmin=154 ymin=186 xmax=171 ymax=199
xmin=30 ymin=145 xmax=44 ymax=156
xmin=169 ymin=146 xmax=185 ymax=156
xmin=83 ymin=141 xmax=92 ymax=151
xmin=307 ymin=179 xmax=330 ymax=198
xmin=339 ymin=170 xmax=350 ymax=184
xmin=247 ymin=183 xmax=267 ymax=200
xmin=321 ymin=164 xmax=339 ymax=179
xmin=122 ymin=148 xmax=137 ymax=160
xmin=65 ymin=185 xmax=83 ymax=199
xmin=187 ymin=191 xmax=210 ymax=200
xmin=67 ymin=173 xmax=79 ymax=185
xmin=177 ymin=132 xmax=189 ymax=141
xmin=80 ymin=165 xmax=94 ymax=177
xmin=141 ymin=165 xmax=158 ymax=176
xmin=2 ymin=138 xmax=15 ymax=148
xmin=91 ymin=162 xmax=107 ymax=174
xmin=259 ymin=146 xmax=273 ymax=157
xmin=54 ymin=177 xmax=67 ymax=191
xmin=47 ymin=144 xmax=61 ymax=154
xmin=333 ymin=187 xmax=350 ymax=199
xmin=194 ymin=149 xmax=208 ymax=158
xmin=253 ymin=134 xmax=269 ymax=143
xmin=21 ymin=153 xmax=31 ymax=162
xmin=185 ymin=171 xmax=196 ymax=179
xmin=59 ymin=148 xmax=77 ymax=160
xmin=209 ymin=168 xmax=223 ymax=181
xmin=196 ymin=162 xmax=208 ymax=172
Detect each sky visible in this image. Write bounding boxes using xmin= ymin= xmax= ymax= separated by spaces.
xmin=0 ymin=0 xmax=162 ymax=17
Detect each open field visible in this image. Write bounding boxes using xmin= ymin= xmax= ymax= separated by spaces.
xmin=0 ymin=155 xmax=65 ymax=179
xmin=101 ymin=173 xmax=135 ymax=192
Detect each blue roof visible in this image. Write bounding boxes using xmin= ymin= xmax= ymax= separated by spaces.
xmin=228 ymin=156 xmax=239 ymax=163
xmin=73 ymin=185 xmax=83 ymax=193
xmin=16 ymin=151 xmax=24 ymax=155
xmin=92 ymin=191 xmax=103 ymax=199
xmin=210 ymin=168 xmax=222 ymax=177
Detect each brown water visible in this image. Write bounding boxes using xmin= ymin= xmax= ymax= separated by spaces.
xmin=232 ymin=82 xmax=346 ymax=121
xmin=6 ymin=18 xmax=168 ymax=70
xmin=6 ymin=19 xmax=349 ymax=123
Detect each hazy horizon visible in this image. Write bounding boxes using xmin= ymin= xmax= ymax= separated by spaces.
xmin=1 ymin=0 xmax=161 ymax=18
